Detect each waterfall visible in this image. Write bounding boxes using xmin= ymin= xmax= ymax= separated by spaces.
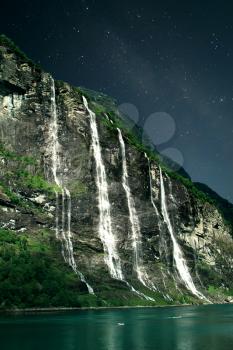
xmin=145 ymin=153 xmax=173 ymax=300
xmin=49 ymin=79 xmax=94 ymax=294
xmin=117 ymin=129 xmax=156 ymax=294
xmin=144 ymin=153 xmax=161 ymax=218
xmin=50 ymin=78 xmax=62 ymax=243
xmin=82 ymin=96 xmax=123 ymax=280
xmin=117 ymin=128 xmax=141 ymax=278
xmin=159 ymin=167 xmax=209 ymax=302
xmin=82 ymin=98 xmax=154 ymax=301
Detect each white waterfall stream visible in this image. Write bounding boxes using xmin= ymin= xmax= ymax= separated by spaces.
xmin=117 ymin=129 xmax=156 ymax=297
xmin=159 ymin=167 xmax=209 ymax=302
xmin=144 ymin=153 xmax=161 ymax=218
xmin=83 ymin=101 xmax=154 ymax=300
xmin=49 ymin=79 xmax=94 ymax=294
xmin=144 ymin=154 xmax=172 ymax=301
xmin=82 ymin=96 xmax=124 ymax=280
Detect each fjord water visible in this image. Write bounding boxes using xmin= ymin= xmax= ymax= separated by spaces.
xmin=1 ymin=305 xmax=232 ymax=350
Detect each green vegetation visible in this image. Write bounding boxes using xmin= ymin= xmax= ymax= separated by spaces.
xmin=69 ymin=180 xmax=88 ymax=196
xmin=208 ymin=285 xmax=233 ymax=297
xmin=0 ymin=34 xmax=228 ymax=211
xmin=1 ymin=36 xmax=231 ymax=309
xmin=0 ymin=182 xmax=22 ymax=205
xmin=194 ymin=183 xmax=233 ymax=234
xmin=0 ymin=143 xmax=59 ymax=201
xmin=81 ymin=93 xmax=216 ymax=207
xmin=95 ymin=291 xmax=166 ymax=308
xmin=0 ymin=228 xmax=98 ymax=309
xmin=0 ymin=229 xmax=172 ymax=309
xmin=74 ymin=86 xmax=90 ymax=100
xmin=15 ymin=170 xmax=60 ymax=194
xmin=166 ymin=170 xmax=215 ymax=204
xmin=63 ymin=67 xmax=231 ymax=229
xmin=208 ymin=285 xmax=218 ymax=295
xmin=93 ymin=105 xmax=159 ymax=157
xmin=0 ymin=34 xmax=41 ymax=69
xmin=196 ymin=262 xmax=224 ymax=288
xmin=0 ymin=144 xmax=36 ymax=165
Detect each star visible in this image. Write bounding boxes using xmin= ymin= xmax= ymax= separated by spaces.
xmin=73 ymin=27 xmax=80 ymax=33
xmin=2 ymin=0 xmax=232 ymax=203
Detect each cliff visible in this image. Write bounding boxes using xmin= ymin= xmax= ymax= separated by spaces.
xmin=0 ymin=35 xmax=232 ymax=309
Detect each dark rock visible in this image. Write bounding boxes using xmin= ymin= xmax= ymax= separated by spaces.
xmin=0 ymin=36 xmax=232 ymax=306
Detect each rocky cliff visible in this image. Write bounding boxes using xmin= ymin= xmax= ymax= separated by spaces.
xmin=0 ymin=35 xmax=232 ymax=309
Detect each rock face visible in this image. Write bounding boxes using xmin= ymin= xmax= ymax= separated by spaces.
xmin=0 ymin=36 xmax=232 ymax=308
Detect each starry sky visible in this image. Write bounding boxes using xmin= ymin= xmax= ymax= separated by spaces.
xmin=1 ymin=0 xmax=233 ymax=202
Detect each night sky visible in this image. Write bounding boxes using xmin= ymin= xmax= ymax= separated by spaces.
xmin=1 ymin=0 xmax=233 ymax=202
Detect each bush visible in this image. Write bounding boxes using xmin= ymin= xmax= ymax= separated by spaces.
xmin=0 ymin=34 xmax=41 ymax=69
xmin=0 ymin=229 xmax=95 ymax=309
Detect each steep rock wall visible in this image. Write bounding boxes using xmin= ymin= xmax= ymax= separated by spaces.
xmin=0 ymin=37 xmax=232 ymax=308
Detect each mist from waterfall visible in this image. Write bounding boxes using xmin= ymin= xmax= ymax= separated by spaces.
xmin=82 ymin=96 xmax=123 ymax=281
xmin=49 ymin=79 xmax=94 ymax=294
xmin=159 ymin=167 xmax=209 ymax=302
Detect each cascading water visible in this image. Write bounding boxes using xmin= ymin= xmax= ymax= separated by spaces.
xmin=49 ymin=79 xmax=94 ymax=294
xmin=117 ymin=129 xmax=156 ymax=294
xmin=81 ymin=105 xmax=153 ymax=300
xmin=144 ymin=153 xmax=161 ymax=218
xmin=145 ymin=154 xmax=172 ymax=301
xmin=64 ymin=187 xmax=94 ymax=293
xmin=159 ymin=167 xmax=209 ymax=302
xmin=50 ymin=78 xmax=61 ymax=242
xmin=82 ymin=96 xmax=123 ymax=281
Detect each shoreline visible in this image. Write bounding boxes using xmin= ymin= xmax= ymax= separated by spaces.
xmin=0 ymin=302 xmax=219 ymax=315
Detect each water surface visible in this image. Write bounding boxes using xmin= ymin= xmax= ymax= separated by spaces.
xmin=0 ymin=304 xmax=232 ymax=350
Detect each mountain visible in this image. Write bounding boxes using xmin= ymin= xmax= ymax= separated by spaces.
xmin=194 ymin=182 xmax=233 ymax=232
xmin=0 ymin=34 xmax=232 ymax=309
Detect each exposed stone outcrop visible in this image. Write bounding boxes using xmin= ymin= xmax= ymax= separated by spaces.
xmin=0 ymin=36 xmax=232 ymax=307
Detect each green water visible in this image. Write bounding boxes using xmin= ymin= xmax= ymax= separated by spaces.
xmin=0 ymin=304 xmax=232 ymax=350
